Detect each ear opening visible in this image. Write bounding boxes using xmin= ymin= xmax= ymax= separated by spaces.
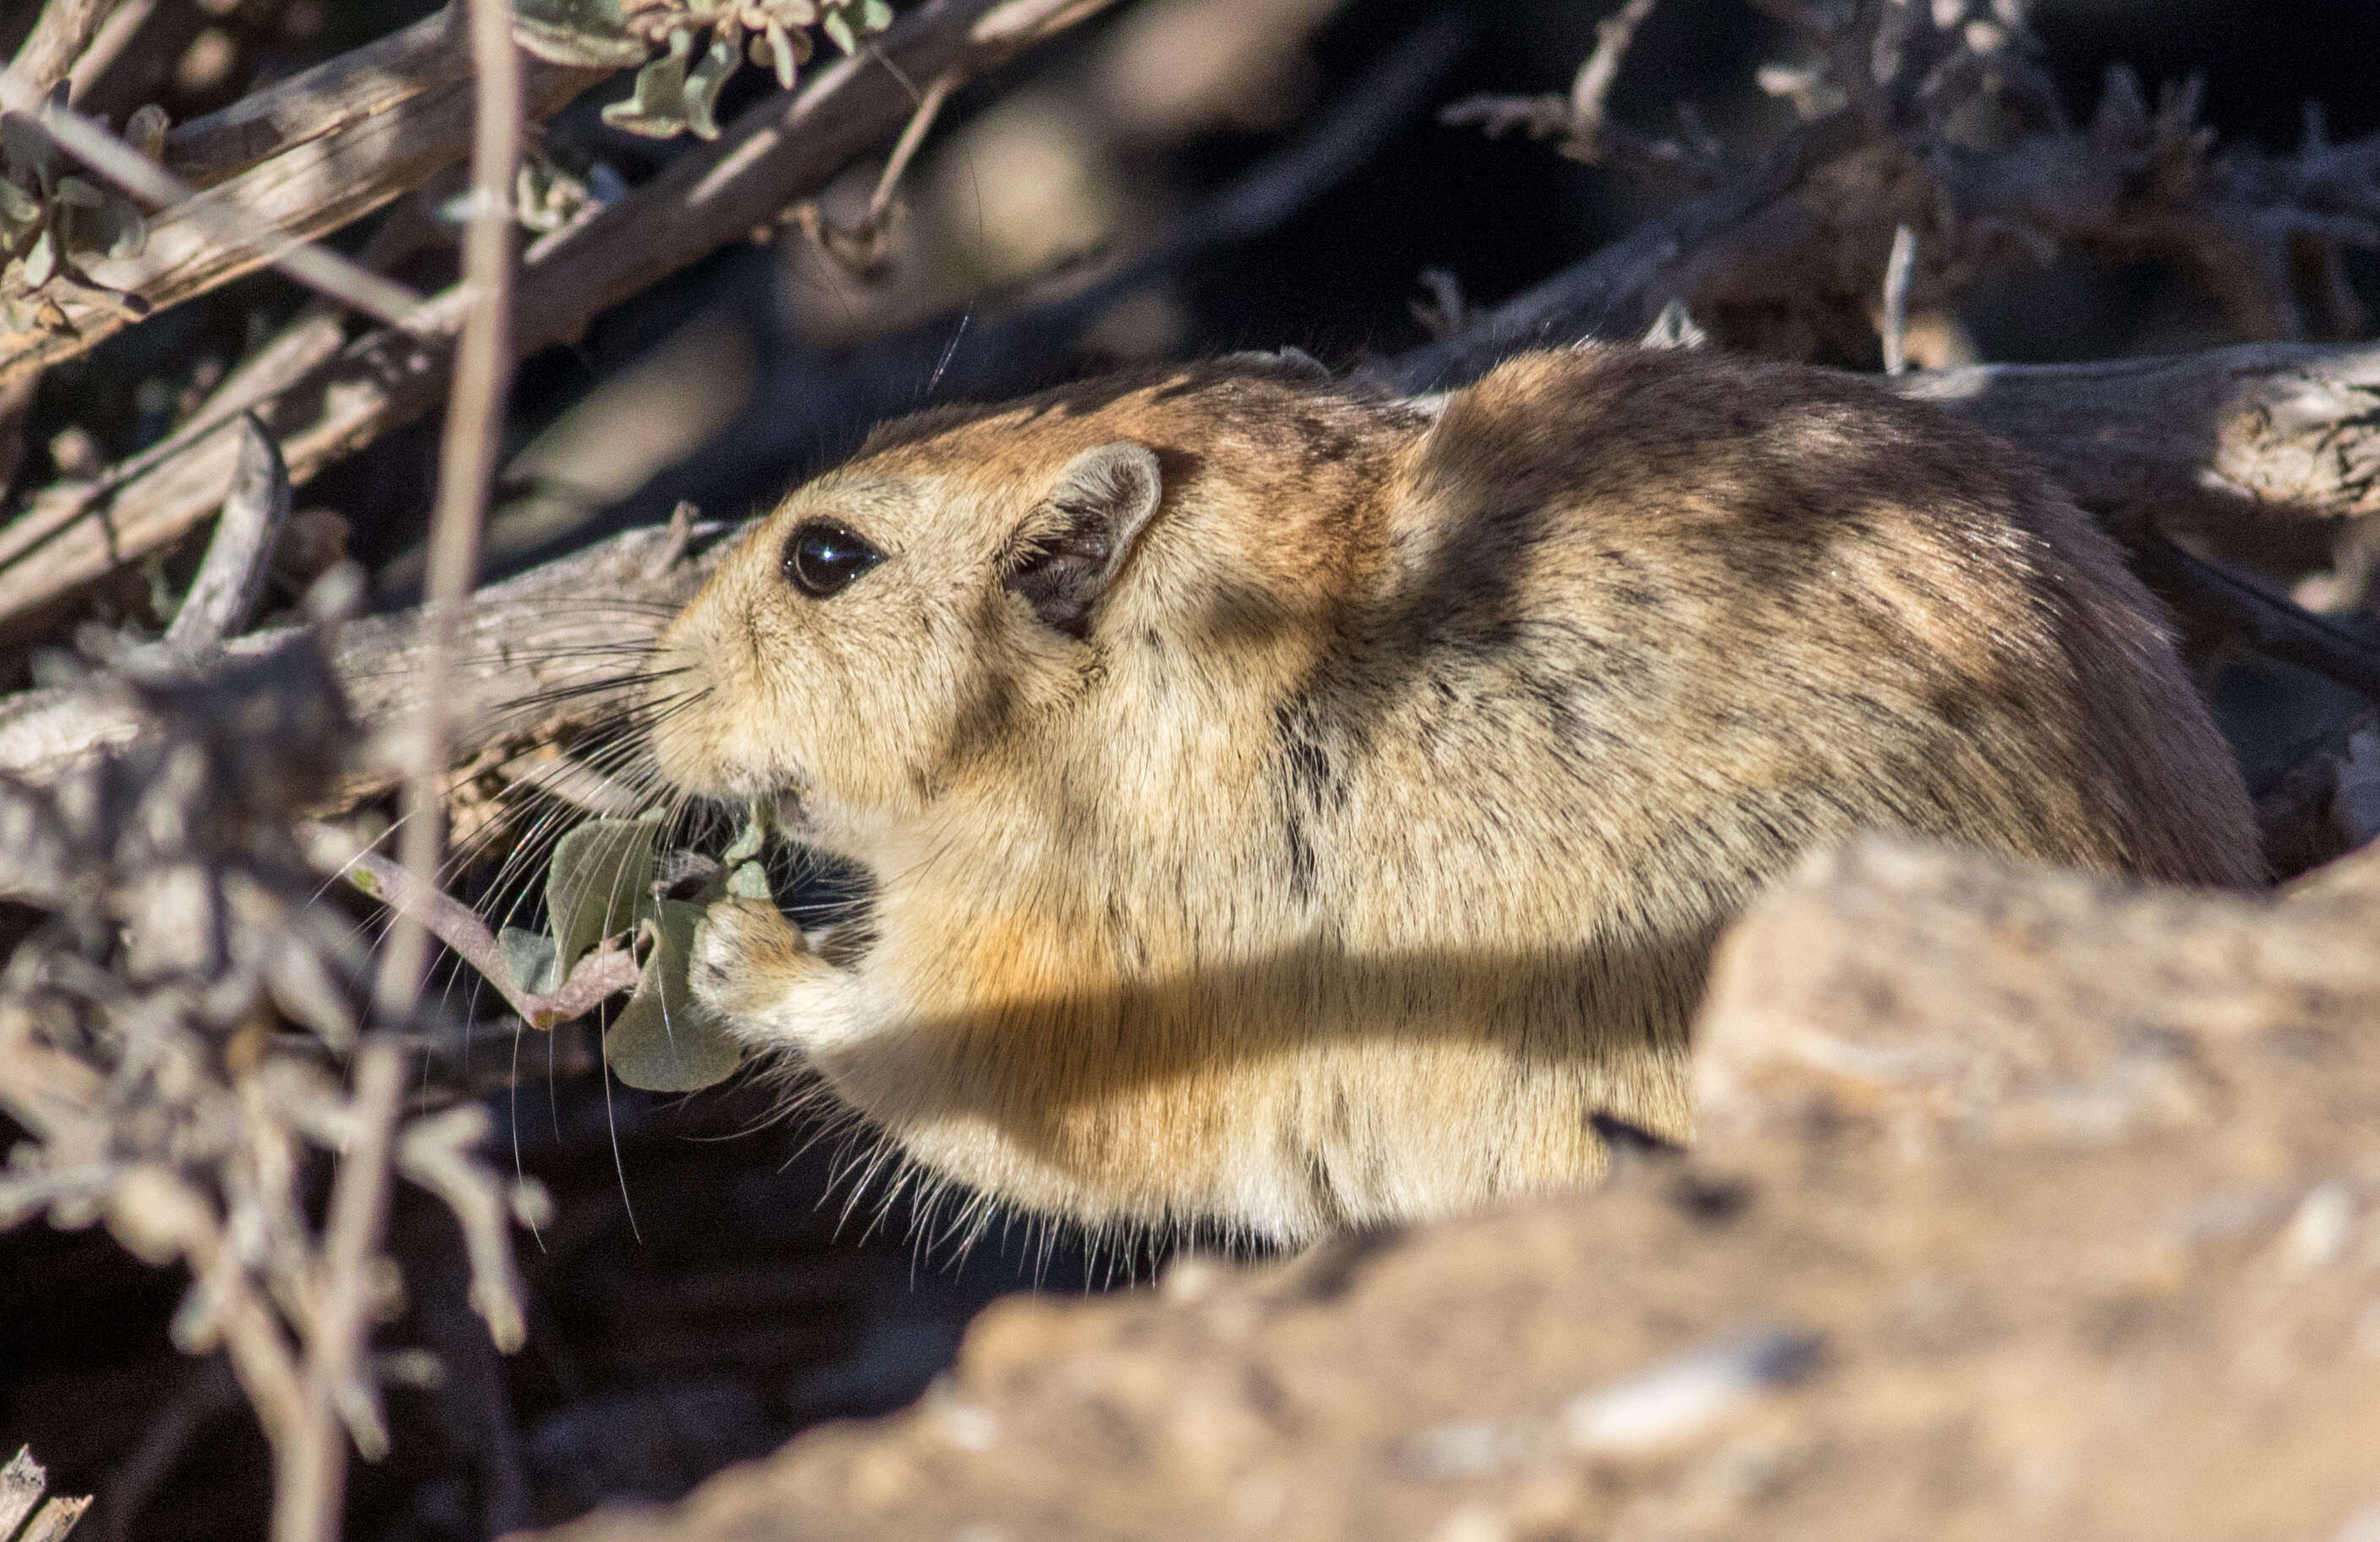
xmin=1002 ymin=442 xmax=1163 ymax=638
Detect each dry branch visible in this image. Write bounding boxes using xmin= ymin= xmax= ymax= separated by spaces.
xmin=0 ymin=519 xmax=721 ymax=787
xmin=0 ymin=0 xmax=122 ymax=111
xmin=161 ymin=10 xmax=473 ymax=187
xmin=161 ymin=413 xmax=291 ymax=655
xmin=0 ymin=0 xmax=1119 ymax=631
xmin=376 ymin=0 xmax=523 ymax=1029
xmin=1890 ymin=342 xmax=2380 ymax=532
xmin=1431 ymin=5 xmax=2380 ymax=378
xmin=0 ymin=632 xmax=541 ymax=1542
xmin=0 ymin=1447 xmax=88 ymax=1542
xmin=0 ymin=30 xmax=608 ymax=393
xmin=30 ymin=99 xmax=426 ymax=325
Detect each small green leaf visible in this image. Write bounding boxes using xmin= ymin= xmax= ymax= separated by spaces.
xmin=821 ymin=8 xmax=857 ymax=56
xmin=512 ymin=0 xmax=653 ymax=67
xmin=546 ymin=815 xmax=659 ymax=979
xmin=22 ymin=227 xmax=55 ymax=289
xmin=682 ymin=24 xmax=745 ymax=140
xmin=860 ymin=0 xmax=893 ymax=32
xmin=720 ymin=797 xmax=772 ymax=868
xmin=755 ymin=20 xmax=804 ymax=89
xmin=605 ymin=900 xmax=742 ymax=1091
xmin=0 ymin=178 xmax=42 ymax=235
xmin=600 ymin=29 xmax=697 ymax=138
xmin=498 ymin=927 xmax=560 ymax=997
xmin=726 ymin=861 xmax=774 ymax=900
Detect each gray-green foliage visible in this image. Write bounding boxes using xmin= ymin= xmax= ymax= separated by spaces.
xmin=513 ymin=0 xmax=895 ymax=140
xmin=487 ymin=808 xmax=770 ymax=1091
xmin=0 ymin=89 xmax=148 ymax=331
xmin=545 ymin=812 xmax=660 ymax=982
xmin=605 ymin=898 xmax=741 ymax=1091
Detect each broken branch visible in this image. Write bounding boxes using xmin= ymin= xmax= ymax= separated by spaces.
xmin=0 ymin=0 xmax=1119 ymax=630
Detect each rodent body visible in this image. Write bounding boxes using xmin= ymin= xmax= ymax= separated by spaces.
xmin=649 ymin=343 xmax=2261 ymax=1245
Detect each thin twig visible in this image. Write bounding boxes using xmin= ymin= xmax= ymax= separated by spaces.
xmin=163 ymin=415 xmax=291 ymax=656
xmin=867 ymin=67 xmax=959 ymax=227
xmin=0 ymin=0 xmax=122 ymax=110
xmin=0 ymin=0 xmax=1120 ymax=625
xmin=1569 ymin=0 xmax=1661 ymax=145
xmin=341 ymin=848 xmax=643 ymax=1027
xmin=1880 ymin=222 xmax=1916 ymax=375
xmin=29 ymin=101 xmax=424 ymax=326
xmin=63 ymin=0 xmax=150 ymax=101
xmin=275 ymin=1036 xmax=404 ymax=1542
xmin=374 ymin=0 xmax=523 ymax=1023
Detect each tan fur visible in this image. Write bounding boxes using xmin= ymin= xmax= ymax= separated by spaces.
xmin=648 ymin=344 xmax=2262 ymax=1245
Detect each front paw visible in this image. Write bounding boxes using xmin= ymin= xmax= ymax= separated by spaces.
xmin=689 ymin=897 xmax=812 ymax=1022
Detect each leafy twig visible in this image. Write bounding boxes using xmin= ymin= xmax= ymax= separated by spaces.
xmin=341 ymin=847 xmax=644 ymax=1030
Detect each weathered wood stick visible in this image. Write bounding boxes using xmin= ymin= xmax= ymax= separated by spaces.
xmin=0 ymin=521 xmax=725 ymax=788
xmin=1891 ymin=343 xmax=2380 ymax=531
xmin=0 ymin=0 xmax=1119 ymax=627
xmin=0 ymin=30 xmax=606 ymax=393
xmin=161 ymin=10 xmax=472 ymax=187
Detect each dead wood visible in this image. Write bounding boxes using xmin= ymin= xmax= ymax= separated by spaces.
xmin=0 ymin=0 xmax=121 ymax=112
xmin=1420 ymin=3 xmax=2380 ymax=383
xmin=0 ymin=518 xmax=723 ymax=788
xmin=1891 ymin=341 xmax=2380 ymax=532
xmin=0 ymin=1447 xmax=89 ymax=1542
xmin=0 ymin=0 xmax=1119 ymax=633
xmin=0 ymin=46 xmax=606 ymax=395
xmin=160 ymin=10 xmax=473 ymax=188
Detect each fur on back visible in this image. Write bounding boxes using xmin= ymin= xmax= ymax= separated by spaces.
xmin=648 ymin=345 xmax=2262 ymax=1244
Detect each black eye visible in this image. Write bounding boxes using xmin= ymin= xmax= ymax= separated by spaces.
xmin=782 ymin=520 xmax=885 ymax=599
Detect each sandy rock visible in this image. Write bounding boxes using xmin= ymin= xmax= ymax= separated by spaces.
xmin=524 ymin=836 xmax=2380 ymax=1542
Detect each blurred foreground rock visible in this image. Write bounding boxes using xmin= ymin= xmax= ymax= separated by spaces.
xmin=529 ymin=836 xmax=2380 ymax=1542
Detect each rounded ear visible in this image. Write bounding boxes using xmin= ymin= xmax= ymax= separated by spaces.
xmin=1001 ymin=443 xmax=1163 ymax=638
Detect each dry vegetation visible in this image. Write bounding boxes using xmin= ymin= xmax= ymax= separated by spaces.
xmin=0 ymin=0 xmax=2374 ymax=1539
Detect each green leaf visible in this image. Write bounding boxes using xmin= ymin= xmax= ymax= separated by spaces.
xmin=860 ymin=0 xmax=893 ymax=32
xmin=545 ymin=814 xmax=659 ymax=979
xmin=599 ymin=29 xmax=697 ymax=138
xmin=0 ymin=178 xmax=42 ymax=238
xmin=22 ymin=227 xmax=55 ymax=290
xmin=726 ymin=861 xmax=774 ymax=901
xmin=498 ymin=927 xmax=560 ymax=997
xmin=821 ymin=8 xmax=857 ymax=56
xmin=720 ymin=797 xmax=772 ymax=868
xmin=512 ymin=0 xmax=654 ymax=67
xmin=755 ymin=20 xmax=805 ymax=89
xmin=682 ymin=24 xmax=745 ymax=140
xmin=605 ymin=900 xmax=743 ymax=1091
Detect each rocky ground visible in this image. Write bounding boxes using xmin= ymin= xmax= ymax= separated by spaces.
xmin=525 ymin=834 xmax=2380 ymax=1542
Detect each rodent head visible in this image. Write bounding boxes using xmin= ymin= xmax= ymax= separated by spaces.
xmin=648 ymin=407 xmax=1178 ymax=851
xmin=649 ymin=358 xmax=1410 ymax=862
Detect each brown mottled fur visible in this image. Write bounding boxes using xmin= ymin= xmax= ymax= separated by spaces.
xmin=650 ymin=344 xmax=2262 ymax=1245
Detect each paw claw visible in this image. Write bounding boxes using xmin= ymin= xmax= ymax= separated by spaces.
xmin=689 ymin=897 xmax=810 ymax=1020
